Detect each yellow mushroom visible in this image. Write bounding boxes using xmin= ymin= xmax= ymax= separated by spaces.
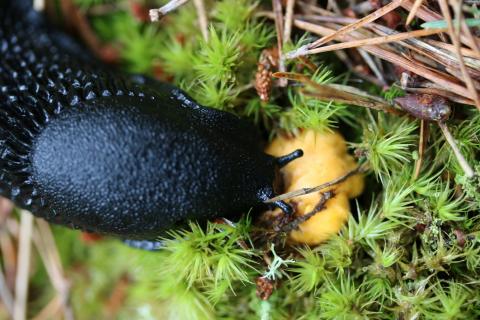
xmin=265 ymin=129 xmax=364 ymax=245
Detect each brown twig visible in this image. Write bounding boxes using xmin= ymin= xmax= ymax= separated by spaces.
xmin=149 ymin=0 xmax=189 ymax=21
xmin=280 ymin=191 xmax=334 ymax=232
xmin=60 ymin=0 xmax=119 ymax=63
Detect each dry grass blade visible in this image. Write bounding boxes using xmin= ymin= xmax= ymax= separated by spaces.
xmin=13 ymin=212 xmax=33 ymax=320
xmin=425 ymin=40 xmax=480 ymax=59
xmin=295 ymin=15 xmax=474 ymax=74
xmin=360 ymin=25 xmax=480 ymax=80
xmin=401 ymin=0 xmax=475 ymax=48
xmin=272 ymin=0 xmax=287 ymax=86
xmin=272 ymin=0 xmax=284 ymax=51
xmin=272 ymin=71 xmax=323 ymax=89
xmin=300 ymin=28 xmax=445 ymax=55
xmin=414 ymin=119 xmax=428 ymax=179
xmin=0 ymin=226 xmax=16 ymax=291
xmin=362 ymin=48 xmax=472 ymax=99
xmin=283 ymin=0 xmax=295 ymax=44
xmin=357 ymin=49 xmax=386 ymax=86
xmin=302 ymin=89 xmax=402 ymax=114
xmin=328 ymin=83 xmax=391 ymax=104
xmin=297 ymin=0 xmax=335 ymax=16
xmin=272 ymin=72 xmax=401 ymax=114
xmin=326 ymin=0 xmax=341 ymax=14
xmin=438 ymin=0 xmax=480 ymax=110
xmin=0 ymin=267 xmax=13 ymax=318
xmin=262 ymin=13 xmax=470 ymax=87
xmin=265 ymin=165 xmax=366 ymax=203
xmin=438 ymin=121 xmax=475 ymax=178
xmin=405 ymin=87 xmax=475 ymax=105
xmin=33 ymin=219 xmax=74 ymax=320
xmin=285 ymin=0 xmax=406 ymax=59
xmin=460 ymin=17 xmax=480 ymax=53
xmin=309 ymin=0 xmax=405 ymax=47
xmin=32 ymin=296 xmax=62 ymax=320
xmin=297 ymin=16 xmax=480 ymax=78
xmin=388 ymin=39 xmax=480 ymax=80
xmin=406 ymin=0 xmax=424 ymax=25
xmin=401 ymin=0 xmax=442 ymax=21
xmin=193 ymin=0 xmax=209 ymax=41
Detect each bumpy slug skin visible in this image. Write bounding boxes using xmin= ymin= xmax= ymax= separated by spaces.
xmin=265 ymin=130 xmax=364 ymax=245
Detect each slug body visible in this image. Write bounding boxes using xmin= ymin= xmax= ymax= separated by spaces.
xmin=0 ymin=1 xmax=297 ymax=240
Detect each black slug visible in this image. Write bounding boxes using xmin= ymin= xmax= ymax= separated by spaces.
xmin=0 ymin=1 xmax=302 ymax=243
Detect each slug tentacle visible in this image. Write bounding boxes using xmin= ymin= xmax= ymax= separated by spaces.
xmin=276 ymin=149 xmax=304 ymax=168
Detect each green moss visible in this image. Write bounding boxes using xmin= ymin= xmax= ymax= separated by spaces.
xmin=32 ymin=1 xmax=480 ymax=319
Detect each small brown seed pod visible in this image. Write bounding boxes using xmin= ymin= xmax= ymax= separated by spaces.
xmin=394 ymin=94 xmax=451 ymax=121
xmin=255 ymin=276 xmax=274 ymax=300
xmin=255 ymin=48 xmax=279 ymax=102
